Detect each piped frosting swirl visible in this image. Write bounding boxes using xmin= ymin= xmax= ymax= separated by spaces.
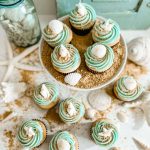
xmin=114 ymin=76 xmax=144 ymax=101
xmin=59 ymin=97 xmax=85 ymax=124
xmin=49 ymin=131 xmax=76 ymax=150
xmin=51 ymin=44 xmax=81 ymax=74
xmin=43 ymin=20 xmax=72 ymax=47
xmin=69 ymin=3 xmax=96 ymax=30
xmin=17 ymin=120 xmax=46 ymax=148
xmin=33 ymin=82 xmax=59 ymax=106
xmin=92 ymin=19 xmax=120 ymax=46
xmin=91 ymin=119 xmax=118 ymax=147
xmin=84 ymin=43 xmax=114 ymax=72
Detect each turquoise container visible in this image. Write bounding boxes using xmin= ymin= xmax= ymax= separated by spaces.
xmin=0 ymin=0 xmax=41 ymax=47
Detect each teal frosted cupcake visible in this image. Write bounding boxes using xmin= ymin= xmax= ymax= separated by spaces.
xmin=69 ymin=3 xmax=96 ymax=35
xmin=49 ymin=131 xmax=79 ymax=150
xmin=43 ymin=20 xmax=72 ymax=48
xmin=84 ymin=43 xmax=114 ymax=73
xmin=17 ymin=120 xmax=47 ymax=149
xmin=33 ymin=82 xmax=59 ymax=109
xmin=91 ymin=119 xmax=118 ymax=147
xmin=58 ymin=97 xmax=85 ymax=124
xmin=51 ymin=44 xmax=81 ymax=74
xmin=92 ymin=19 xmax=121 ymax=46
xmin=114 ymin=76 xmax=144 ymax=101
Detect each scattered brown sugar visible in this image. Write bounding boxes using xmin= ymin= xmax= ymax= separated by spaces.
xmin=4 ymin=130 xmax=15 ymax=149
xmin=0 ymin=110 xmax=12 ymax=121
xmin=41 ymin=17 xmax=125 ymax=89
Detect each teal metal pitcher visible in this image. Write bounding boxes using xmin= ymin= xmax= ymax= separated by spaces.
xmin=0 ymin=0 xmax=41 ymax=47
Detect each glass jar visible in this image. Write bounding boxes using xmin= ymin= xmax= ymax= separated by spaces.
xmin=0 ymin=0 xmax=41 ymax=47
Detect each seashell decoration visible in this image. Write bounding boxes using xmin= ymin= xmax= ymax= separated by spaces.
xmin=57 ymin=139 xmax=70 ymax=150
xmin=64 ymin=73 xmax=81 ymax=86
xmin=133 ymin=137 xmax=150 ymax=150
xmin=128 ymin=37 xmax=150 ymax=67
xmin=0 ymin=82 xmax=27 ymax=103
xmin=88 ymin=90 xmax=112 ymax=111
xmin=76 ymin=3 xmax=87 ymax=16
xmin=117 ymin=109 xmax=129 ymax=123
xmin=85 ymin=108 xmax=97 ymax=120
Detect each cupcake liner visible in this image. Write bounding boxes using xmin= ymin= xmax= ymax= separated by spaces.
xmin=70 ymin=25 xmax=93 ymax=36
xmin=86 ymin=65 xmax=101 ymax=74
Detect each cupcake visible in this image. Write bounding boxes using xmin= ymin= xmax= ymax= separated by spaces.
xmin=17 ymin=119 xmax=47 ymax=149
xmin=84 ymin=43 xmax=114 ymax=73
xmin=114 ymin=76 xmax=144 ymax=101
xmin=69 ymin=3 xmax=96 ymax=35
xmin=33 ymin=82 xmax=59 ymax=109
xmin=49 ymin=131 xmax=79 ymax=150
xmin=51 ymin=44 xmax=81 ymax=74
xmin=91 ymin=118 xmax=118 ymax=147
xmin=43 ymin=20 xmax=72 ymax=48
xmin=58 ymin=97 xmax=85 ymax=124
xmin=92 ymin=19 xmax=121 ymax=46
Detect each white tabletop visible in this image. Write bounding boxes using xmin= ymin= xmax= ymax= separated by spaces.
xmin=0 ymin=15 xmax=150 ymax=150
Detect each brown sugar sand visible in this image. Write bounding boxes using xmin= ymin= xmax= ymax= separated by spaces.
xmin=41 ymin=17 xmax=125 ymax=89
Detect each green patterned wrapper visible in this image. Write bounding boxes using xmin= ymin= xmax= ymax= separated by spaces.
xmin=114 ymin=76 xmax=144 ymax=101
xmin=91 ymin=119 xmax=118 ymax=147
xmin=59 ymin=98 xmax=85 ymax=124
xmin=49 ymin=131 xmax=78 ymax=150
xmin=92 ymin=19 xmax=120 ymax=46
xmin=17 ymin=120 xmax=47 ymax=149
xmin=43 ymin=23 xmax=72 ymax=48
xmin=51 ymin=44 xmax=81 ymax=74
xmin=84 ymin=43 xmax=114 ymax=73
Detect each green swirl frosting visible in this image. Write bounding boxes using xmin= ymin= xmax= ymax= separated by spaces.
xmin=84 ymin=43 xmax=114 ymax=72
xmin=69 ymin=3 xmax=96 ymax=30
xmin=92 ymin=19 xmax=120 ymax=45
xmin=92 ymin=119 xmax=118 ymax=147
xmin=17 ymin=120 xmax=45 ymax=148
xmin=59 ymin=98 xmax=85 ymax=124
xmin=43 ymin=24 xmax=71 ymax=47
xmin=49 ymin=131 xmax=76 ymax=150
xmin=33 ymin=82 xmax=59 ymax=106
xmin=114 ymin=76 xmax=144 ymax=101
xmin=51 ymin=44 xmax=81 ymax=73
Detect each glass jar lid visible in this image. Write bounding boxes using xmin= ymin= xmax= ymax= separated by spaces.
xmin=0 ymin=0 xmax=24 ymax=8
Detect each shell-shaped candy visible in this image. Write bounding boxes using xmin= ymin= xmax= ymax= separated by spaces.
xmin=64 ymin=73 xmax=81 ymax=86
xmin=57 ymin=139 xmax=70 ymax=150
xmin=128 ymin=37 xmax=150 ymax=67
xmin=85 ymin=108 xmax=97 ymax=120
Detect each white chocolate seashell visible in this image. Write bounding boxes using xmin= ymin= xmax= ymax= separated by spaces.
xmin=66 ymin=102 xmax=77 ymax=116
xmin=40 ymin=84 xmax=50 ymax=99
xmin=59 ymin=45 xmax=70 ymax=58
xmin=101 ymin=19 xmax=114 ymax=32
xmin=64 ymin=73 xmax=81 ymax=86
xmin=128 ymin=37 xmax=150 ymax=67
xmin=48 ymin=20 xmax=63 ymax=35
xmin=124 ymin=77 xmax=137 ymax=91
xmin=117 ymin=110 xmax=129 ymax=123
xmin=0 ymin=82 xmax=27 ymax=103
xmin=85 ymin=108 xmax=97 ymax=120
xmin=76 ymin=3 xmax=87 ymax=16
xmin=88 ymin=90 xmax=112 ymax=111
xmin=22 ymin=14 xmax=35 ymax=30
xmin=24 ymin=126 xmax=35 ymax=138
xmin=57 ymin=139 xmax=70 ymax=150
xmin=91 ymin=44 xmax=107 ymax=59
xmin=4 ymin=6 xmax=26 ymax=22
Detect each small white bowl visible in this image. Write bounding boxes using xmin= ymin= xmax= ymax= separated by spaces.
xmin=39 ymin=16 xmax=127 ymax=91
